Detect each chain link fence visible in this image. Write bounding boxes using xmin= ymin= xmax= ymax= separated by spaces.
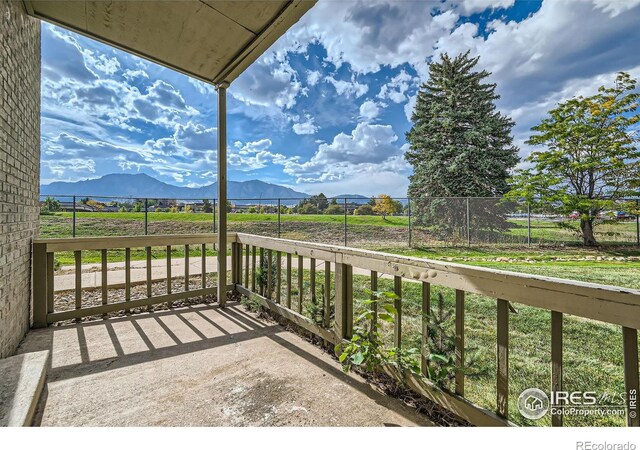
xmin=39 ymin=194 xmax=640 ymax=248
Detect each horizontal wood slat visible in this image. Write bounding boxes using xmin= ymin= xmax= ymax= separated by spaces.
xmin=35 ymin=233 xmax=236 ymax=252
xmin=46 ymin=285 xmax=235 ymax=323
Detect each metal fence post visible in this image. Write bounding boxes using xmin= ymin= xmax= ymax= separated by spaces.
xmin=213 ymin=199 xmax=217 ymax=233
xmin=408 ymin=198 xmax=412 ymax=248
xmin=527 ymin=202 xmax=532 ymax=246
xmin=72 ymin=195 xmax=76 ymax=238
xmin=144 ymin=198 xmax=148 ymax=235
xmin=277 ymin=198 xmax=281 ymax=238
xmin=466 ymin=197 xmax=471 ymax=246
xmin=343 ymin=197 xmax=348 ymax=246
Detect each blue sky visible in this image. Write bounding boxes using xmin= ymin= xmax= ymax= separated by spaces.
xmin=40 ymin=0 xmax=640 ymax=197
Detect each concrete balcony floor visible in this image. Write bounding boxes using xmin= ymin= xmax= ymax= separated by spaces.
xmin=17 ymin=302 xmax=432 ymax=426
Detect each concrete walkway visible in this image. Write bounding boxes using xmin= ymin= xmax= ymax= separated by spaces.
xmin=54 ymin=257 xmax=385 ymax=293
xmin=17 ymin=303 xmax=433 ymax=426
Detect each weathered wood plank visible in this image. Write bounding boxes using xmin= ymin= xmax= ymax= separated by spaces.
xmin=37 ymin=233 xmax=234 ymax=252
xmin=297 ymin=255 xmax=304 ymax=313
xmin=146 ymin=246 xmax=152 ymax=298
xmin=324 ymin=261 xmax=331 ymax=328
xmin=201 ymin=243 xmax=207 ymax=301
xmin=267 ymin=249 xmax=273 ymax=299
xmin=75 ymin=250 xmax=82 ymax=310
xmin=102 ymin=249 xmax=108 ymax=305
xmin=47 ymin=286 xmax=233 ymax=322
xmin=421 ymin=282 xmax=430 ymax=377
xmin=310 ymin=257 xmax=316 ymax=305
xmin=184 ymin=244 xmax=190 ymax=292
xmin=286 ymin=253 xmax=292 ymax=309
xmin=394 ymin=275 xmax=402 ymax=349
xmin=251 ymin=245 xmax=257 ymax=292
xmin=276 ymin=251 xmax=282 ymax=304
xmin=259 ymin=247 xmax=265 ymax=296
xmin=165 ymin=246 xmax=171 ymax=300
xmin=383 ymin=366 xmax=511 ymax=427
xmin=551 ymin=311 xmax=563 ymax=427
xmin=371 ymin=271 xmax=378 ymax=332
xmin=334 ymin=263 xmax=353 ymax=339
xmin=46 ymin=252 xmax=54 ymax=314
xmin=244 ymin=244 xmax=249 ymax=287
xmin=623 ymin=327 xmax=639 ymax=427
xmin=125 ymin=248 xmax=131 ymax=312
xmin=455 ymin=289 xmax=465 ymax=397
xmin=497 ymin=298 xmax=509 ymax=419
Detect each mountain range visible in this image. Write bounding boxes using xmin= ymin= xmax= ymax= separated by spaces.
xmin=40 ymin=173 xmax=370 ymax=204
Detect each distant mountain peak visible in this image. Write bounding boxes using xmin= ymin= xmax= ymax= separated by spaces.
xmin=41 ymin=173 xmax=310 ymax=205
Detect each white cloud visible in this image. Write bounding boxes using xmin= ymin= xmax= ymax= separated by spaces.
xmin=377 ymin=70 xmax=417 ymax=104
xmin=230 ymin=139 xmax=297 ymax=171
xmin=592 ymin=0 xmax=640 ymax=17
xmin=231 ymin=57 xmax=302 ymax=110
xmin=283 ymin=122 xmax=409 ymax=184
xmin=292 ymin=115 xmax=319 ymax=135
xmin=404 ymin=94 xmax=417 ymax=122
xmin=271 ymin=1 xmax=460 ymax=79
xmin=451 ymin=0 xmax=516 ymax=15
xmin=306 ymin=70 xmax=322 ymax=86
xmin=359 ymin=100 xmax=380 ymax=121
xmin=325 ymin=75 xmax=369 ymax=98
xmin=45 ymin=158 xmax=96 ymax=177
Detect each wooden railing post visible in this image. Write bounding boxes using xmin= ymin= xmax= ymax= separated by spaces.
xmin=32 ymin=242 xmax=48 ymax=328
xmin=551 ymin=311 xmax=563 ymax=427
xmin=623 ymin=327 xmax=639 ymax=426
xmin=496 ymin=298 xmax=509 ymax=419
xmin=455 ymin=289 xmax=465 ymax=396
xmin=334 ymin=262 xmax=353 ymax=339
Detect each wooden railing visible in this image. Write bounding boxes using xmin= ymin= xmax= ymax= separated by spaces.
xmin=33 ymin=232 xmax=640 ymax=426
xmin=231 ymin=233 xmax=640 ymax=427
xmin=32 ymin=234 xmax=235 ymax=326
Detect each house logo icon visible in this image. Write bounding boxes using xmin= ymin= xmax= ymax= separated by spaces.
xmin=518 ymin=388 xmax=549 ymax=420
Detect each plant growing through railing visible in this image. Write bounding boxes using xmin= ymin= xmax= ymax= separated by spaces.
xmin=335 ymin=291 xmax=420 ymax=376
xmin=256 ymin=252 xmax=278 ymax=298
xmin=422 ymin=292 xmax=485 ymax=388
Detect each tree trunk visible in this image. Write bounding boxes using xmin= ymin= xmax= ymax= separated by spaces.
xmin=580 ymin=219 xmax=598 ymax=246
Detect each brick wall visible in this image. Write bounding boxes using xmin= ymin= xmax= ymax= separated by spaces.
xmin=0 ymin=0 xmax=41 ymax=358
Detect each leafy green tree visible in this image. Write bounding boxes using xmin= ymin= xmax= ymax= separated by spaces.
xmin=354 ymin=204 xmax=374 ymax=215
xmin=202 ymin=199 xmax=213 ymax=213
xmin=372 ymin=194 xmax=399 ymax=219
xmin=43 ymin=196 xmax=61 ymax=212
xmin=405 ymin=52 xmax=519 ymax=237
xmin=509 ymin=72 xmax=640 ymax=246
xmin=324 ymin=204 xmax=343 ymax=215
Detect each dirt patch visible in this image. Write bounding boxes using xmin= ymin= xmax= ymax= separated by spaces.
xmin=221 ymin=371 xmax=296 ymax=426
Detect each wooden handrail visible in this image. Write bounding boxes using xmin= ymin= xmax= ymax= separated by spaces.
xmin=235 ymin=233 xmax=640 ymax=329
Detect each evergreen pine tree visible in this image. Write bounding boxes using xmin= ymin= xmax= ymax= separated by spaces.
xmin=405 ymin=52 xmax=519 ymax=240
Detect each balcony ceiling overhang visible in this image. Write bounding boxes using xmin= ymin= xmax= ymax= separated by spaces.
xmin=23 ymin=0 xmax=315 ymax=86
